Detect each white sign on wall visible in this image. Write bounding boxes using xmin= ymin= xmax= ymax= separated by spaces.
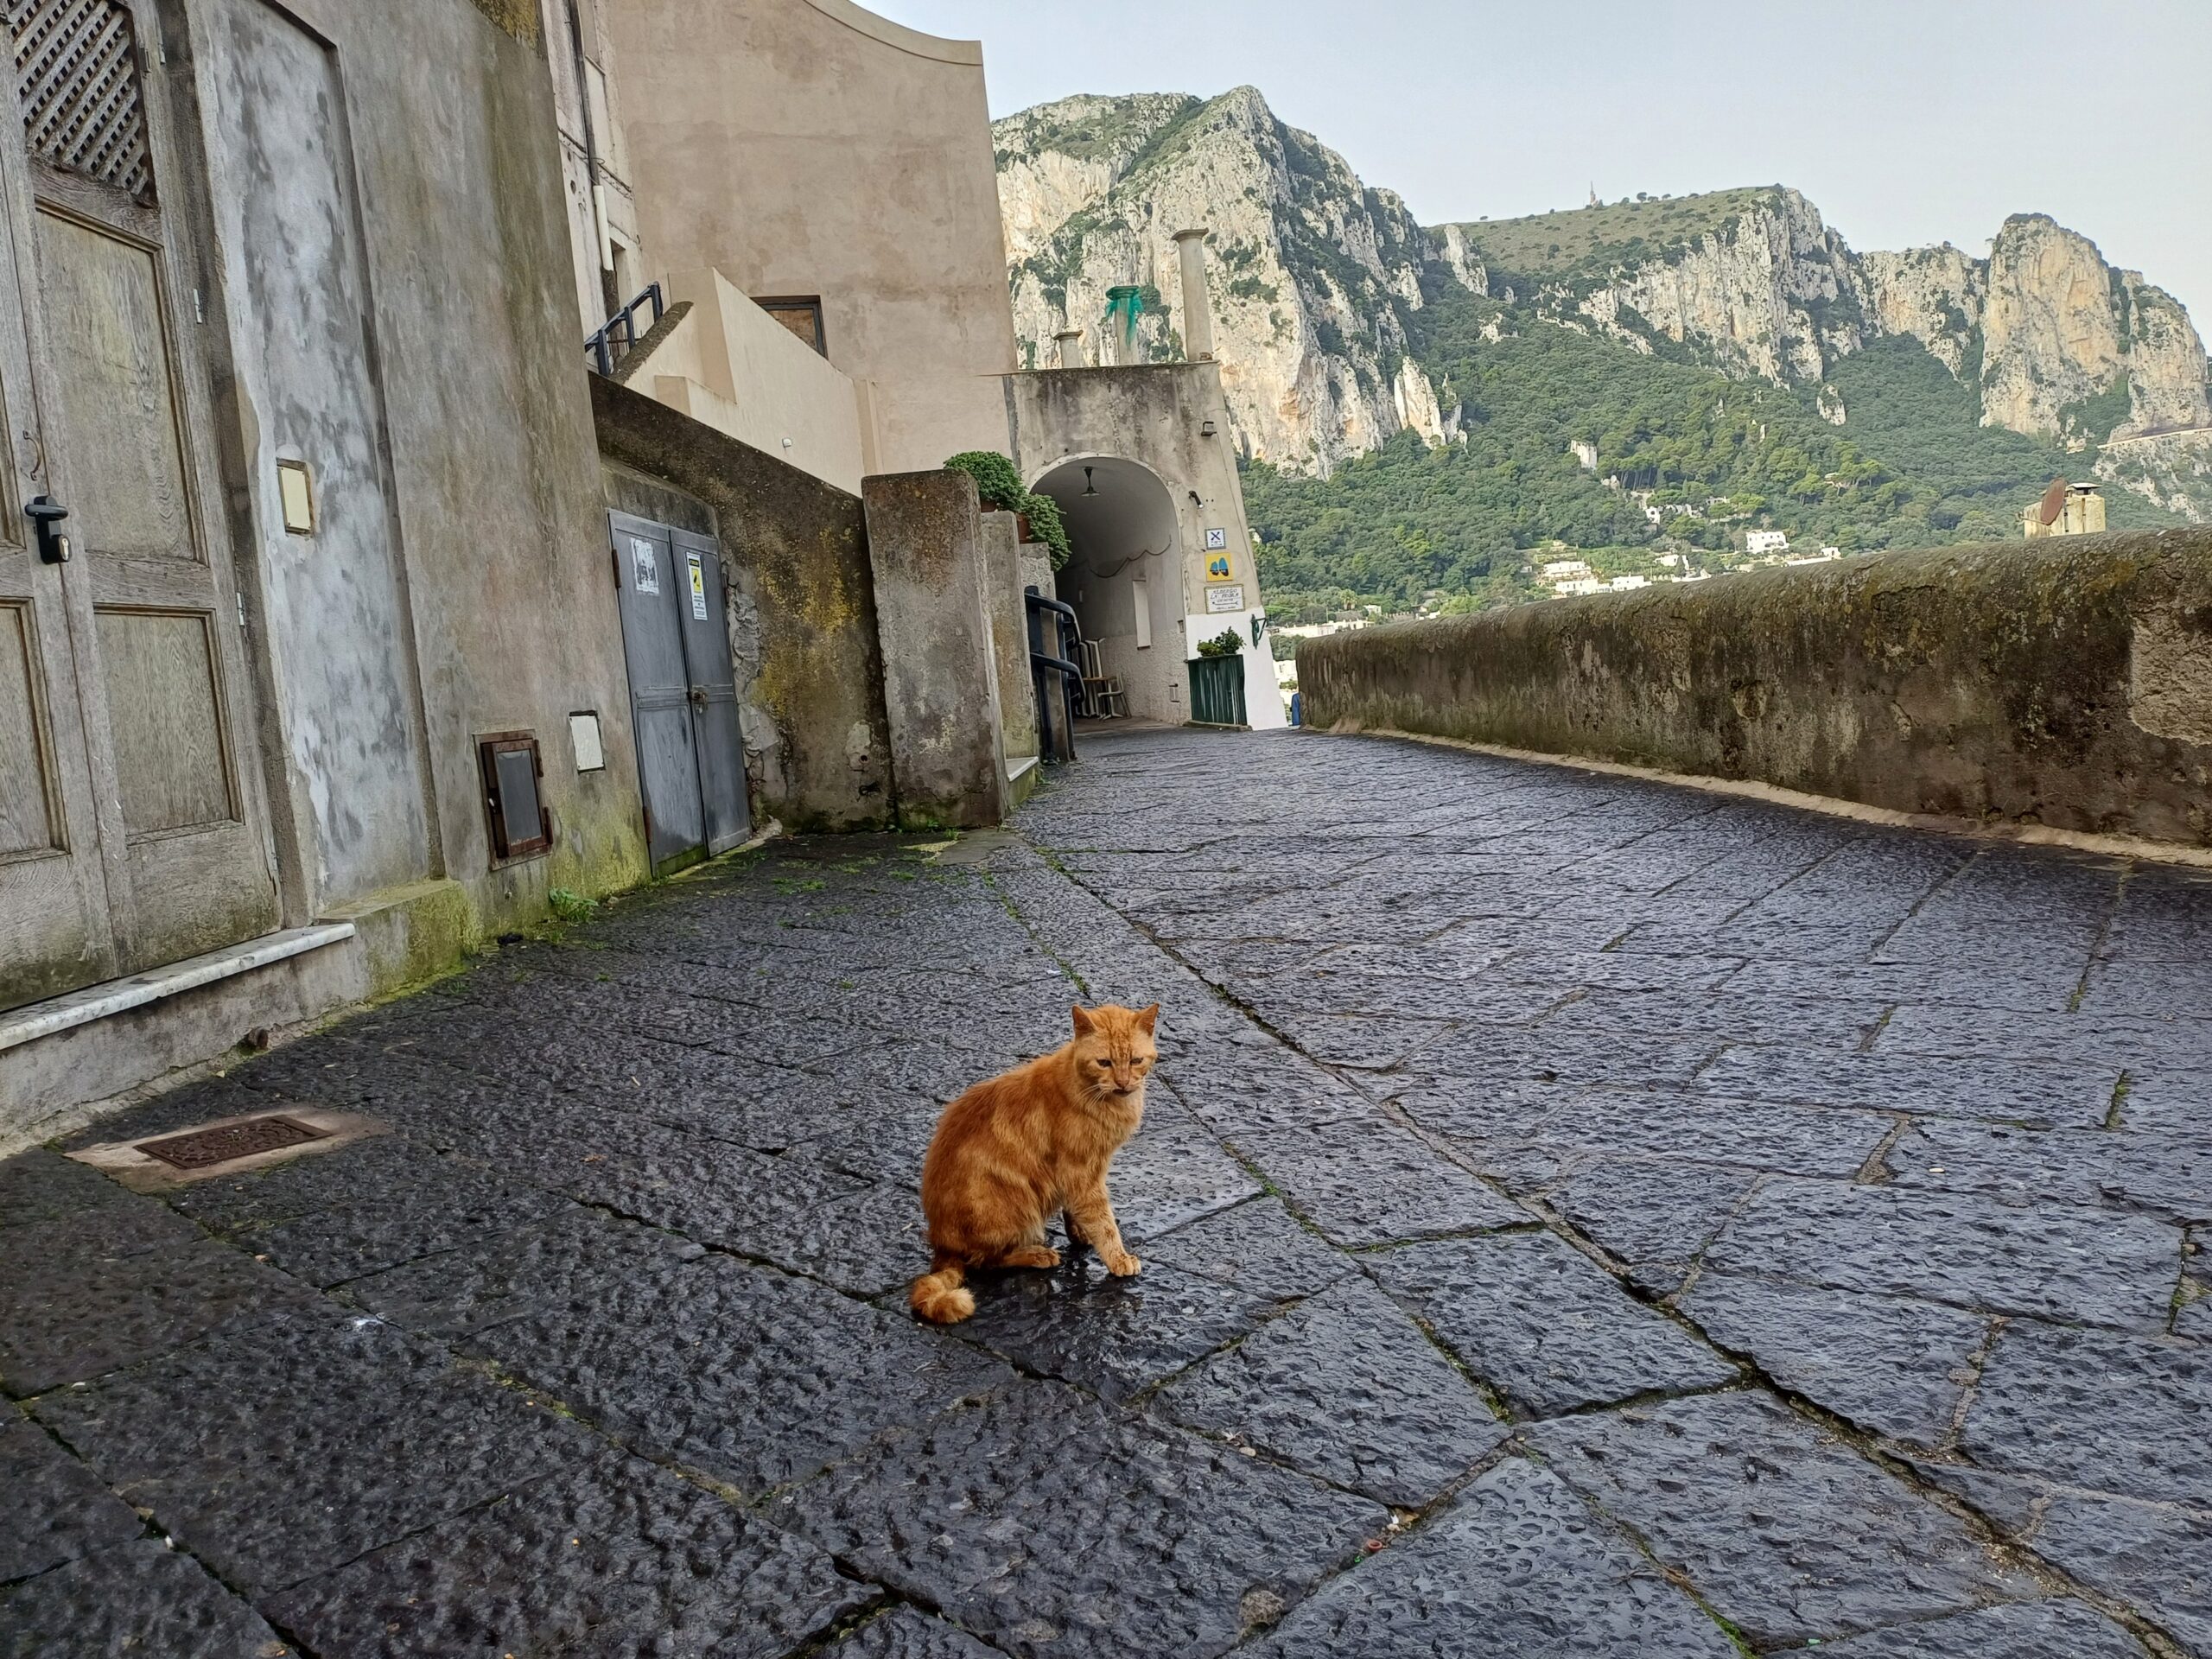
xmin=1205 ymin=584 xmax=1246 ymax=613
xmin=630 ymin=536 xmax=659 ymax=594
xmin=1205 ymin=526 xmax=1229 ymax=550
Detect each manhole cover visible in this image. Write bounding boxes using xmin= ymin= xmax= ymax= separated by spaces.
xmin=135 ymin=1114 xmax=327 ymax=1171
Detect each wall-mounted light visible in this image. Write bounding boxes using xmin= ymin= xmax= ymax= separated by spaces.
xmin=1082 ymin=466 xmax=1097 ymax=496
xmin=1200 ymin=418 xmax=1217 ymax=437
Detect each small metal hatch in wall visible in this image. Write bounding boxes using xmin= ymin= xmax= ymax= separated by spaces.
xmin=478 ymin=732 xmax=551 ymax=863
xmin=137 ymin=1112 xmax=326 ymax=1171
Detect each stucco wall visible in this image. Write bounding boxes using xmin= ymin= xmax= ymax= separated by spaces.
xmin=603 ymin=0 xmax=1015 ymax=472
xmin=593 ymin=375 xmax=894 ymax=831
xmin=296 ymin=0 xmax=652 ymax=921
xmin=192 ymin=0 xmax=650 ymax=929
xmin=634 ymin=269 xmax=868 ymax=494
xmin=1303 ymin=531 xmax=2212 ymax=849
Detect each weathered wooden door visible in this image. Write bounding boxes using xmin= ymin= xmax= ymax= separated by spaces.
xmin=0 ymin=0 xmax=276 ymax=1012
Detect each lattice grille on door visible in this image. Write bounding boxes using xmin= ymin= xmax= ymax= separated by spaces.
xmin=7 ymin=0 xmax=152 ymax=200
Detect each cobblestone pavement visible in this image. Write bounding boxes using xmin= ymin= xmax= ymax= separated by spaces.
xmin=4 ymin=726 xmax=2210 ymax=1657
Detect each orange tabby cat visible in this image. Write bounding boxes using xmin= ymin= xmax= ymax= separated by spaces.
xmin=909 ymin=1001 xmax=1160 ymax=1324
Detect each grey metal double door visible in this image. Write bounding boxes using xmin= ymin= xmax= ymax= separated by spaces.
xmin=610 ymin=512 xmax=748 ymax=871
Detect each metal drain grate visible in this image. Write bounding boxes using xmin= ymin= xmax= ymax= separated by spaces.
xmin=136 ymin=1113 xmax=327 ymax=1171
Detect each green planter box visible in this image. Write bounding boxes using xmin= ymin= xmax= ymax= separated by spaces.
xmin=1187 ymin=654 xmax=1248 ymax=726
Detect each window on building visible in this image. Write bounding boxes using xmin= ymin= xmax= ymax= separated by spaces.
xmin=757 ymin=296 xmax=827 ymax=356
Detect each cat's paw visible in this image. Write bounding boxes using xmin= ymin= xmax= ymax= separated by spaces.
xmin=1106 ymin=1253 xmax=1143 ymax=1277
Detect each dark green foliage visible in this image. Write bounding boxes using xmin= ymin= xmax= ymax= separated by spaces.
xmin=2059 ymin=378 xmax=2133 ymax=446
xmin=944 ymin=451 xmax=1072 ymax=571
xmin=1022 ymin=492 xmax=1072 ymax=571
xmin=1246 ymin=293 xmax=2184 ymax=619
xmin=944 ymin=450 xmax=1026 ymax=512
xmin=1196 ymin=628 xmax=1245 ymax=657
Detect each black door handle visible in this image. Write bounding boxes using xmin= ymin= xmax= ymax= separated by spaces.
xmin=26 ymin=495 xmax=68 ymax=563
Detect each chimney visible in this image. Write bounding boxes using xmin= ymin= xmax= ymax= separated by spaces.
xmin=1054 ymin=327 xmax=1085 ymax=370
xmin=1173 ymin=228 xmax=1214 ymax=360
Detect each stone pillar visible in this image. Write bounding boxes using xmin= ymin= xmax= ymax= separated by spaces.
xmin=1173 ymin=228 xmax=1215 ymax=360
xmin=860 ymin=470 xmax=1010 ymax=830
xmin=1054 ymin=328 xmax=1085 ymax=370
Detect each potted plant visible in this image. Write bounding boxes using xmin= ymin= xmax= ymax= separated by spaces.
xmin=944 ymin=450 xmax=1071 ymax=571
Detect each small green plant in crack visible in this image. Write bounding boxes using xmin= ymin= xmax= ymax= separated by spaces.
xmin=547 ymin=887 xmax=597 ymax=923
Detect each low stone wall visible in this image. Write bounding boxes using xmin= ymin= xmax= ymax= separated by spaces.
xmin=1302 ymin=530 xmax=2212 ymax=849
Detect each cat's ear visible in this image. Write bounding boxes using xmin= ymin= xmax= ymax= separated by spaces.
xmin=1135 ymin=1002 xmax=1160 ymax=1034
xmin=1071 ymin=1003 xmax=1096 ymax=1035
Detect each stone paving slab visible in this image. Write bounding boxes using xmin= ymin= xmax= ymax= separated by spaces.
xmin=1141 ymin=1197 xmax=1354 ymax=1304
xmin=350 ymin=1213 xmax=1008 ymax=1495
xmin=0 ymin=1540 xmax=292 ymax=1659
xmin=1527 ymin=1390 xmax=2039 ymax=1648
xmin=1961 ymin=1321 xmax=2212 ymax=1507
xmin=1695 ymin=1045 xmax=2122 ymax=1130
xmin=0 ymin=1417 xmax=141 ymax=1586
xmin=1157 ymin=1274 xmax=1510 ymax=1507
xmin=1885 ymin=1119 xmax=2212 ymax=1225
xmin=775 ymin=1380 xmax=1385 ymax=1659
xmin=1367 ymin=1230 xmax=1737 ymax=1415
xmin=1678 ymin=1274 xmax=1991 ymax=1447
xmin=1804 ymin=1599 xmax=2151 ymax=1659
xmin=1230 ymin=1117 xmax=1525 ymax=1246
xmin=0 ymin=1201 xmax=316 ymax=1395
xmin=821 ymin=1606 xmax=1006 ymax=1657
xmin=1701 ymin=1175 xmax=2183 ymax=1329
xmin=33 ymin=1311 xmax=592 ymax=1594
xmin=263 ymin=1447 xmax=873 ymax=1659
xmin=1245 ymin=1455 xmax=1739 ymax=1659
xmin=948 ymin=1254 xmax=1274 ymax=1404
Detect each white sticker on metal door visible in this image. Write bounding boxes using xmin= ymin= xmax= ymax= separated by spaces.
xmin=630 ymin=537 xmax=660 ymax=594
xmin=686 ymin=551 xmax=709 ymax=620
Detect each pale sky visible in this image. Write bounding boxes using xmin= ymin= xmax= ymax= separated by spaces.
xmin=870 ymin=0 xmax=2212 ymax=327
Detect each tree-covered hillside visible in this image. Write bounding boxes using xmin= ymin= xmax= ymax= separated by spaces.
xmin=1249 ymin=289 xmax=2183 ymax=622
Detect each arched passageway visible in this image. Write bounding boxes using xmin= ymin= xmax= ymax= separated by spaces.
xmin=1030 ymin=456 xmax=1185 ymax=724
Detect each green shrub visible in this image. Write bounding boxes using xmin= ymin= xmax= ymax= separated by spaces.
xmin=1020 ymin=491 xmax=1071 ymax=571
xmin=547 ymin=887 xmax=596 ymax=923
xmin=944 ymin=450 xmax=1027 ymax=512
xmin=943 ymin=451 xmax=1072 ymax=571
xmin=1196 ymin=627 xmax=1244 ymax=658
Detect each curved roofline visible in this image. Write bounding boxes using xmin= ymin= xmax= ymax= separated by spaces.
xmin=802 ymin=0 xmax=982 ymax=66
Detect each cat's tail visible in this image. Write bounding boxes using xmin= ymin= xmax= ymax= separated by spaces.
xmin=910 ymin=1255 xmax=975 ymax=1324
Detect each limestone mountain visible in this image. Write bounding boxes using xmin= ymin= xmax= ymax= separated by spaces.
xmin=995 ymin=88 xmax=1469 ymax=472
xmin=994 ymin=87 xmax=2212 ymax=555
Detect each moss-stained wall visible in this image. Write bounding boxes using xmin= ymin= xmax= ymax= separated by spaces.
xmin=592 ymin=376 xmax=894 ymax=831
xmin=1303 ymin=531 xmax=2212 ymax=849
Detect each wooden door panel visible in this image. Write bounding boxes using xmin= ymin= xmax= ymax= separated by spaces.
xmin=94 ymin=607 xmax=232 ymax=834
xmin=0 ymin=599 xmax=58 ymax=855
xmin=31 ymin=207 xmax=194 ymax=563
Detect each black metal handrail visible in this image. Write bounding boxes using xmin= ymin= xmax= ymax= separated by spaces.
xmin=1025 ymin=587 xmax=1083 ymax=764
xmin=586 ymin=282 xmax=665 ymax=377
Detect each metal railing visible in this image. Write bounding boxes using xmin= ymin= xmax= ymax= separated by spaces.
xmin=586 ymin=282 xmax=665 ymax=377
xmin=1025 ymin=587 xmax=1083 ymax=764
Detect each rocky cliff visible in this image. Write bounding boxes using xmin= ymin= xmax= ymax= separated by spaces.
xmin=995 ymin=88 xmax=1470 ymax=473
xmin=996 ymin=89 xmax=2212 ymax=510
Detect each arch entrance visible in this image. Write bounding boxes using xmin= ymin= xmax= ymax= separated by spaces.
xmin=1030 ymin=456 xmax=1185 ymax=725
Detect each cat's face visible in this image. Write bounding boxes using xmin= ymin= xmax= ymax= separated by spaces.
xmin=1070 ymin=1002 xmax=1160 ymax=1099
